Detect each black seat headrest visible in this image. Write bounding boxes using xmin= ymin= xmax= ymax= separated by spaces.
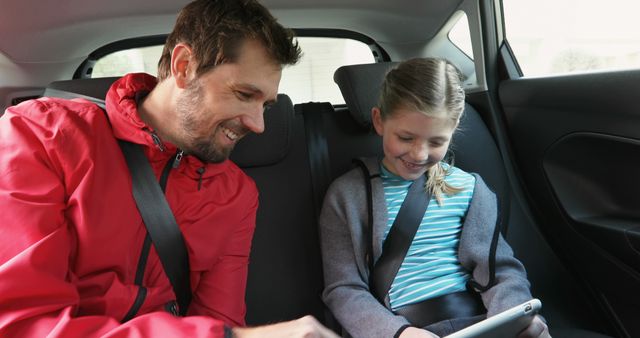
xmin=231 ymin=93 xmax=293 ymax=168
xmin=333 ymin=62 xmax=398 ymax=128
xmin=45 ymin=78 xmax=293 ymax=169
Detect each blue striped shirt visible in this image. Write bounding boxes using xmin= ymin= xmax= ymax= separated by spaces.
xmin=380 ymin=163 xmax=476 ymax=310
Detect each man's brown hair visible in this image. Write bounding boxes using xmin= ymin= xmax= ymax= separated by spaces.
xmin=157 ymin=0 xmax=301 ymax=81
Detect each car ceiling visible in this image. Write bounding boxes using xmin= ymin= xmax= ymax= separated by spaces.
xmin=0 ymin=0 xmax=462 ymax=64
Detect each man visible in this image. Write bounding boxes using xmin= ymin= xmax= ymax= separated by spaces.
xmin=0 ymin=0 xmax=337 ymax=337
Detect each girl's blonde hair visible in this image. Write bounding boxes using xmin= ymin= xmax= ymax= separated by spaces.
xmin=378 ymin=57 xmax=466 ymax=203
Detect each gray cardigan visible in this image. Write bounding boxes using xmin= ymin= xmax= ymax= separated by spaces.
xmin=319 ymin=158 xmax=532 ymax=338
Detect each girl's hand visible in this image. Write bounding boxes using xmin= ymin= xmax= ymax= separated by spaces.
xmin=399 ymin=326 xmax=439 ymax=338
xmin=517 ymin=315 xmax=551 ymax=338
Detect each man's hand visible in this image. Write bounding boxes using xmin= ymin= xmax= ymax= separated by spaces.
xmin=399 ymin=326 xmax=439 ymax=338
xmin=517 ymin=315 xmax=551 ymax=338
xmin=232 ymin=315 xmax=339 ymax=338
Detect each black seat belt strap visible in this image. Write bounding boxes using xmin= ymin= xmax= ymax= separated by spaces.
xmin=299 ymin=102 xmax=340 ymax=331
xmin=353 ymin=159 xmax=376 ymax=274
xmin=468 ymin=202 xmax=501 ymax=292
xmin=119 ymin=140 xmax=192 ymax=316
xmin=45 ymin=88 xmax=193 ymax=317
xmin=44 ymin=88 xmax=107 ymax=110
xmin=366 ymin=168 xmax=431 ymax=306
xmin=299 ymin=102 xmax=333 ymax=218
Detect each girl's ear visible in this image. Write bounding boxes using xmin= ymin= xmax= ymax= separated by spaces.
xmin=171 ymin=43 xmax=195 ymax=89
xmin=372 ymin=107 xmax=384 ymax=136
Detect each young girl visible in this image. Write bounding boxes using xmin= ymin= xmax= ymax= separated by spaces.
xmin=319 ymin=58 xmax=550 ymax=338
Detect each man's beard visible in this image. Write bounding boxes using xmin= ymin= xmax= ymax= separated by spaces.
xmin=190 ymin=133 xmax=232 ymax=164
xmin=175 ymin=79 xmax=235 ymax=164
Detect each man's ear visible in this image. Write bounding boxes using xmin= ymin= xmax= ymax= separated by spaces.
xmin=371 ymin=107 xmax=384 ymax=136
xmin=171 ymin=43 xmax=195 ymax=89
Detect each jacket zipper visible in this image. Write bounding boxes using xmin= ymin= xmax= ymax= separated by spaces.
xmin=197 ymin=167 xmax=206 ymax=191
xmin=148 ymin=130 xmax=166 ymax=152
xmin=172 ymin=149 xmax=184 ymax=168
xmin=122 ymin=150 xmax=180 ymax=322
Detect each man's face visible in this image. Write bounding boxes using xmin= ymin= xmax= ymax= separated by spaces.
xmin=174 ymin=39 xmax=282 ymax=163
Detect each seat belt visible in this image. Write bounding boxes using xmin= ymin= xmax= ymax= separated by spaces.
xmin=298 ymin=102 xmax=340 ymax=331
xmin=356 ymin=159 xmax=495 ymax=326
xmin=352 ymin=159 xmax=377 ymax=275
xmin=44 ymin=88 xmax=108 ymax=110
xmin=298 ymin=102 xmax=334 ymax=219
xmin=354 ymin=160 xmax=431 ymax=306
xmin=119 ymin=140 xmax=192 ymax=316
xmin=43 ymin=88 xmax=191 ymax=316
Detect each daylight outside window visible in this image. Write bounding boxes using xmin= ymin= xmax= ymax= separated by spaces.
xmin=448 ymin=13 xmax=474 ymax=60
xmin=503 ymin=0 xmax=640 ymax=76
xmin=92 ymin=46 xmax=162 ymax=78
xmin=92 ymin=37 xmax=375 ymax=104
xmin=279 ymin=37 xmax=374 ymax=104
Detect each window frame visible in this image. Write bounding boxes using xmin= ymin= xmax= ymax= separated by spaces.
xmin=74 ymin=29 xmax=390 ymax=79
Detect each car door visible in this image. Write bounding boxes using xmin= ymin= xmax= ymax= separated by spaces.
xmin=478 ymin=0 xmax=640 ymax=337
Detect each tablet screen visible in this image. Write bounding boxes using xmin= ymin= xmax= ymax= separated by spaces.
xmin=444 ymin=298 xmax=541 ymax=338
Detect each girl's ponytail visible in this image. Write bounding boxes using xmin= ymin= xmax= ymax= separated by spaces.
xmin=426 ymin=161 xmax=463 ymax=205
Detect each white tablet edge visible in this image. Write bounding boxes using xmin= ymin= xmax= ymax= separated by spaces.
xmin=444 ymin=298 xmax=542 ymax=338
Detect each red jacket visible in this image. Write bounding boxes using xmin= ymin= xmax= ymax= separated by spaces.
xmin=0 ymin=73 xmax=258 ymax=337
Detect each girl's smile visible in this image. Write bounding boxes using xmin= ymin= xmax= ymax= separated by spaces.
xmin=372 ymin=106 xmax=456 ymax=181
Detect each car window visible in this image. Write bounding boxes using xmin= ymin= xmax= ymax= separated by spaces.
xmin=92 ymin=46 xmax=162 ymax=78
xmin=280 ymin=37 xmax=374 ymax=104
xmin=448 ymin=12 xmax=473 ymax=59
xmin=92 ymin=37 xmax=375 ymax=104
xmin=503 ymin=0 xmax=640 ymax=77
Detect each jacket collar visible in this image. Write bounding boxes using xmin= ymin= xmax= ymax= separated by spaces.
xmin=104 ymin=73 xmax=230 ymax=179
xmin=105 ymin=73 xmax=163 ymax=148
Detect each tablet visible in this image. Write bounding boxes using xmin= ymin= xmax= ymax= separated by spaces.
xmin=445 ymin=298 xmax=541 ymax=338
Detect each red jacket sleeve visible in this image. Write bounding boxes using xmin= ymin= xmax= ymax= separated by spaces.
xmin=188 ymin=190 xmax=258 ymax=326
xmin=0 ymin=103 xmax=230 ymax=337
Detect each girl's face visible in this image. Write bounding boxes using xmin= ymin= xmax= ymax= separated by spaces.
xmin=372 ymin=106 xmax=456 ymax=181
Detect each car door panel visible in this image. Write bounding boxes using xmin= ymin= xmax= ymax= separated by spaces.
xmin=499 ymin=70 xmax=640 ymax=337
